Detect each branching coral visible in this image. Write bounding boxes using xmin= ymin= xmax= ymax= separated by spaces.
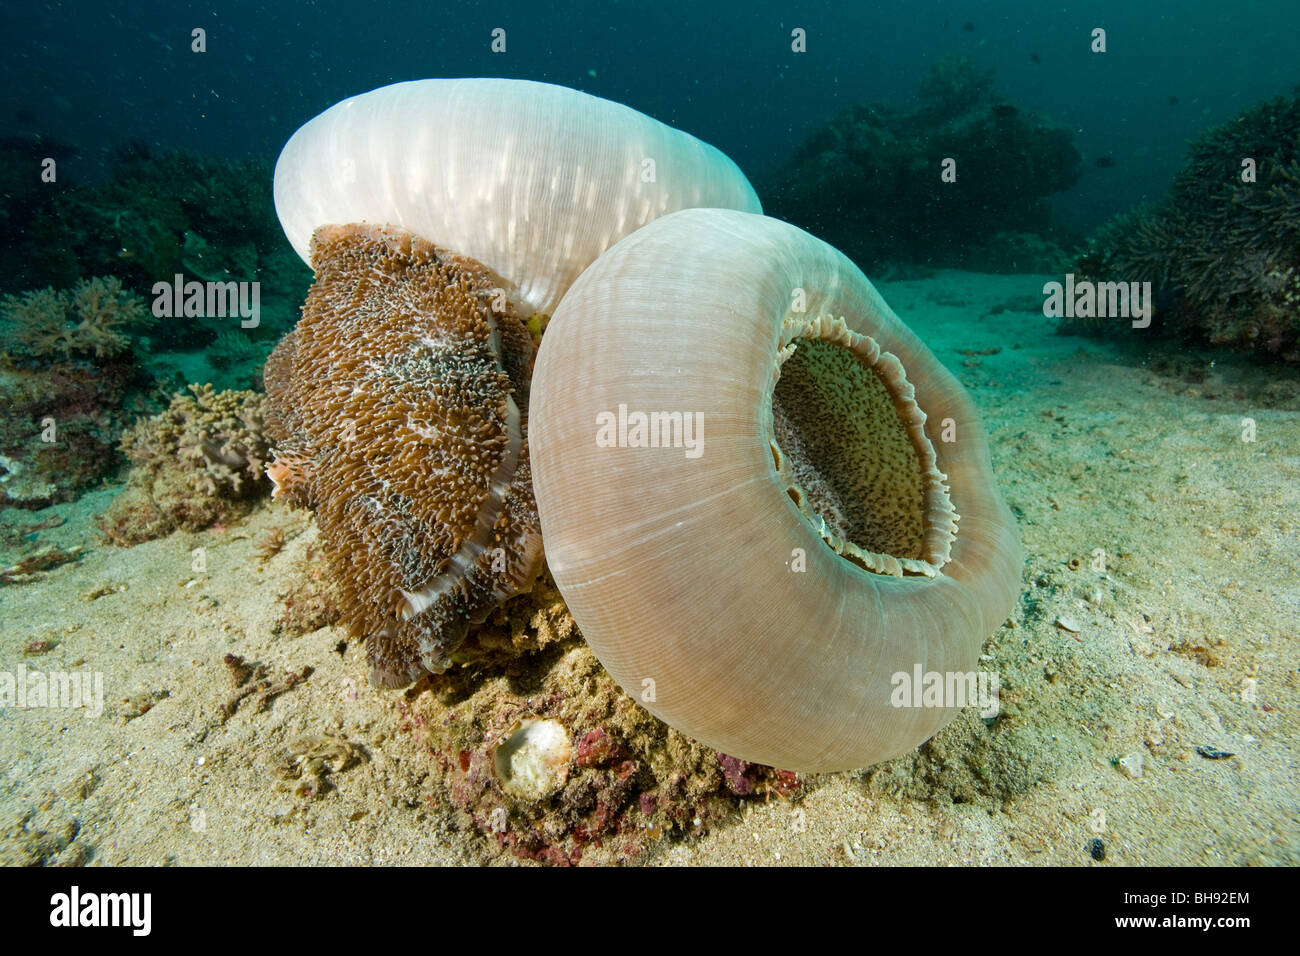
xmin=0 ymin=277 xmax=152 ymax=362
xmin=98 ymin=384 xmax=271 ymax=544
xmin=122 ymin=383 xmax=270 ymax=496
xmin=0 ymin=276 xmax=150 ymax=506
xmin=1074 ymin=92 xmax=1300 ymax=362
xmin=761 ymin=57 xmax=1082 ymax=272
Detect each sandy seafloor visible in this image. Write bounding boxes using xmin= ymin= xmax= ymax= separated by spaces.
xmin=2 ymin=270 xmax=1297 ymax=867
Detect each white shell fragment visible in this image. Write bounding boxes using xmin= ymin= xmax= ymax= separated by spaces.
xmin=1118 ymin=752 xmax=1144 ymax=779
xmin=493 ymin=719 xmax=572 ymax=801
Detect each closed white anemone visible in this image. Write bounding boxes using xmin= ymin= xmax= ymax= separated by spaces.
xmin=273 ymin=77 xmax=761 ymax=317
xmin=530 ymin=209 xmax=1025 ymax=773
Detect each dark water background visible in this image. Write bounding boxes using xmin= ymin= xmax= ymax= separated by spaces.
xmin=3 ymin=0 xmax=1299 ymax=236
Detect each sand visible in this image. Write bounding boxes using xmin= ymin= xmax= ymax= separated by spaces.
xmin=2 ymin=270 xmax=1297 ymax=866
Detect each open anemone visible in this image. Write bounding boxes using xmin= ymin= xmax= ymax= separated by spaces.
xmin=264 ymin=79 xmax=759 ymax=686
xmin=530 ymin=209 xmax=1024 ymax=772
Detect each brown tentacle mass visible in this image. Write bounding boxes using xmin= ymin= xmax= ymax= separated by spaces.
xmin=264 ymin=224 xmax=543 ymax=687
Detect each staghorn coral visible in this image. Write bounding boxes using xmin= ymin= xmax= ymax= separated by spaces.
xmin=1074 ymin=92 xmax=1300 ymax=362
xmin=97 ymin=384 xmax=270 ymax=544
xmin=264 ymin=224 xmax=543 ymax=687
xmin=1 ymin=277 xmax=152 ymax=362
xmin=762 ymin=57 xmax=1082 ymax=273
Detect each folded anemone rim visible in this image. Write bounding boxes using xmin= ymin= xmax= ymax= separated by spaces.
xmin=767 ymin=311 xmax=959 ymax=580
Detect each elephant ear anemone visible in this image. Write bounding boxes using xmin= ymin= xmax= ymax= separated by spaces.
xmin=529 ymin=208 xmax=1025 ymax=773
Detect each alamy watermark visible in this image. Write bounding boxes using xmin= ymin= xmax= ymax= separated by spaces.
xmin=891 ymin=665 xmax=999 ymax=718
xmin=152 ymin=274 xmax=260 ymax=328
xmin=0 ymin=665 xmax=104 ymax=719
xmin=49 ymin=886 xmax=150 ymax=936
xmin=595 ymin=403 xmax=703 ymax=459
xmin=1042 ymin=273 xmax=1151 ymax=329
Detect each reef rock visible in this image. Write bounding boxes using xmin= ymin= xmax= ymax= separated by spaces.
xmin=762 ymin=57 xmax=1082 ymax=272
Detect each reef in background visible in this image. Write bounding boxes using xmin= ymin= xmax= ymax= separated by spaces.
xmin=0 ymin=142 xmax=314 ymax=509
xmin=13 ymin=144 xmax=310 ymax=363
xmin=0 ymin=277 xmax=155 ymax=507
xmin=97 ymin=384 xmax=271 ymax=545
xmin=1 ymin=276 xmax=152 ymax=362
xmin=1073 ymin=91 xmax=1300 ymax=363
xmin=762 ymin=57 xmax=1081 ymax=274
xmin=0 ymin=133 xmax=81 ymax=293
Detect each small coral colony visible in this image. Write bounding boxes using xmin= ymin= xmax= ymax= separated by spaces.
xmin=2 ymin=60 xmax=1295 ymax=858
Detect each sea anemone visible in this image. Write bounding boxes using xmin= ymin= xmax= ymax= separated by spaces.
xmin=264 ymin=224 xmax=543 ymax=685
xmin=529 ymin=209 xmax=1024 ymax=772
xmin=272 ymin=78 xmax=760 ymax=317
xmin=264 ymin=79 xmax=760 ymax=686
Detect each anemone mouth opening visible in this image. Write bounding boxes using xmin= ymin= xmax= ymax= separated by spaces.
xmin=769 ymin=314 xmax=958 ymax=577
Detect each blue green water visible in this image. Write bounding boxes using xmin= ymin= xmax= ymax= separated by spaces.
xmin=4 ymin=0 xmax=1299 ymax=234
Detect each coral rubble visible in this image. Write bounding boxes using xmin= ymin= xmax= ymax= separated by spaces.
xmin=413 ymin=576 xmax=802 ymax=865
